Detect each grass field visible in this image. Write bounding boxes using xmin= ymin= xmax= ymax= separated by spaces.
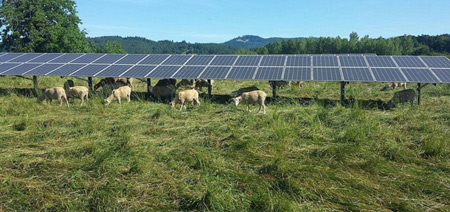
xmin=0 ymin=76 xmax=449 ymax=211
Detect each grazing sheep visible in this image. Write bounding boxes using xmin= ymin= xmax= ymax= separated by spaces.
xmin=94 ymin=77 xmax=115 ymax=91
xmin=66 ymin=86 xmax=89 ymax=106
xmin=269 ymin=81 xmax=289 ymax=89
xmin=37 ymin=87 xmax=69 ymax=107
xmin=148 ymin=84 xmax=176 ymax=101
xmin=176 ymin=79 xmax=195 ymax=88
xmin=231 ymin=86 xmax=260 ymax=97
xmin=117 ymin=77 xmax=134 ymax=91
xmin=63 ymin=79 xmax=74 ymax=90
xmin=170 ymin=89 xmax=201 ymax=111
xmin=289 ymin=81 xmax=304 ymax=89
xmin=155 ymin=79 xmax=177 ymax=87
xmin=386 ymin=89 xmax=416 ymax=109
xmin=103 ymin=86 xmax=131 ymax=105
xmin=380 ymin=82 xmax=407 ymax=91
xmin=232 ymin=90 xmax=267 ymax=114
xmin=194 ymin=79 xmax=214 ymax=91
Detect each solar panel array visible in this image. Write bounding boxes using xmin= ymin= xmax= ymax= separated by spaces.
xmin=0 ymin=53 xmax=450 ymax=84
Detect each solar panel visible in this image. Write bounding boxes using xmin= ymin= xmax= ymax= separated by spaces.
xmin=210 ymin=55 xmax=237 ymax=66
xmin=342 ymin=68 xmax=374 ymax=81
xmin=198 ymin=67 xmax=230 ymax=79
xmin=234 ymin=56 xmax=262 ymax=66
xmin=29 ymin=53 xmax=64 ymax=63
xmin=400 ymin=68 xmax=438 ymax=83
xmin=365 ymin=56 xmax=396 ymax=67
xmin=162 ymin=55 xmax=191 ymax=65
xmin=26 ymin=64 xmax=65 ymax=76
xmin=431 ymin=69 xmax=450 ymax=83
xmin=70 ymin=64 xmax=109 ymax=76
xmin=226 ymin=67 xmax=257 ymax=80
xmin=286 ymin=56 xmax=311 ymax=66
xmin=313 ymin=67 xmax=341 ymax=81
xmin=46 ymin=64 xmax=85 ymax=76
xmin=93 ymin=54 xmax=126 ymax=64
xmin=0 ymin=63 xmax=21 ymax=74
xmin=138 ymin=55 xmax=169 ymax=65
xmin=71 ymin=54 xmax=105 ymax=63
xmin=1 ymin=64 xmax=41 ymax=75
xmin=115 ymin=54 xmax=147 ymax=64
xmin=50 ymin=53 xmax=84 ymax=63
xmin=121 ymin=66 xmax=156 ymax=78
xmin=260 ymin=56 xmax=285 ymax=66
xmin=8 ymin=53 xmax=42 ymax=63
xmin=313 ymin=56 xmax=338 ymax=66
xmin=284 ymin=67 xmax=311 ymax=81
xmin=95 ymin=65 xmax=133 ymax=77
xmin=186 ymin=55 xmax=214 ymax=65
xmin=0 ymin=53 xmax=24 ymax=62
xmin=421 ymin=56 xmax=450 ymax=68
xmin=173 ymin=66 xmax=205 ymax=78
xmin=393 ymin=56 xmax=426 ymax=67
xmin=371 ymin=68 xmax=406 ymax=82
xmin=147 ymin=66 xmax=181 ymax=78
xmin=254 ymin=67 xmax=283 ymax=80
xmin=339 ymin=56 xmax=367 ymax=67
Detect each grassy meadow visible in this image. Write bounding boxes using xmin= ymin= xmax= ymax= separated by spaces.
xmin=0 ymin=76 xmax=449 ymax=211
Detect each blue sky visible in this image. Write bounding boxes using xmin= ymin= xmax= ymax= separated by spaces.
xmin=76 ymin=0 xmax=450 ymax=43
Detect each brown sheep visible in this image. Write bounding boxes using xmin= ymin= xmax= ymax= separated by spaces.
xmin=37 ymin=87 xmax=69 ymax=107
xmin=176 ymin=79 xmax=195 ymax=88
xmin=232 ymin=90 xmax=267 ymax=114
xmin=148 ymin=84 xmax=176 ymax=101
xmin=194 ymin=79 xmax=214 ymax=91
xmin=170 ymin=89 xmax=201 ymax=111
xmin=231 ymin=86 xmax=260 ymax=97
xmin=386 ymin=89 xmax=416 ymax=109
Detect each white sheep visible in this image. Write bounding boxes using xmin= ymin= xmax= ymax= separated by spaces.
xmin=170 ymin=89 xmax=201 ymax=111
xmin=103 ymin=86 xmax=131 ymax=105
xmin=37 ymin=87 xmax=69 ymax=107
xmin=381 ymin=82 xmax=407 ymax=91
xmin=117 ymin=77 xmax=134 ymax=91
xmin=289 ymin=81 xmax=304 ymax=89
xmin=386 ymin=89 xmax=416 ymax=109
xmin=66 ymin=86 xmax=89 ymax=106
xmin=232 ymin=90 xmax=267 ymax=114
xmin=148 ymin=84 xmax=176 ymax=101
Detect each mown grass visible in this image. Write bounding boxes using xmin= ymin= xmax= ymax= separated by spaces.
xmin=0 ymin=76 xmax=449 ymax=211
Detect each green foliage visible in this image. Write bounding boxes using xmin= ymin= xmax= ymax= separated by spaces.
xmin=0 ymin=0 xmax=90 ymax=53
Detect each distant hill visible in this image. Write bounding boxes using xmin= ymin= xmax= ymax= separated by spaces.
xmin=87 ymin=36 xmax=237 ymax=54
xmin=222 ymin=35 xmax=311 ymax=49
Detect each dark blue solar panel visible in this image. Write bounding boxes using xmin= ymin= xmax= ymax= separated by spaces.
xmin=371 ymin=68 xmax=406 ymax=82
xmin=339 ymin=56 xmax=367 ymax=67
xmin=226 ymin=67 xmax=257 ymax=80
xmin=115 ymin=54 xmax=147 ymax=64
xmin=234 ymin=56 xmax=262 ymax=66
xmin=50 ymin=53 xmax=84 ymax=63
xmin=210 ymin=56 xmax=237 ymax=66
xmin=0 ymin=53 xmax=24 ymax=62
xmin=147 ymin=66 xmax=181 ymax=78
xmin=286 ymin=56 xmax=311 ymax=66
xmin=26 ymin=64 xmax=64 ymax=76
xmin=393 ymin=56 xmax=426 ymax=67
xmin=260 ymin=56 xmax=285 ymax=66
xmin=421 ymin=57 xmax=450 ymax=68
xmin=199 ymin=67 xmax=230 ymax=79
xmin=121 ymin=66 xmax=156 ymax=78
xmin=93 ymin=54 xmax=126 ymax=64
xmin=284 ymin=67 xmax=311 ymax=81
xmin=172 ymin=66 xmax=205 ymax=78
xmin=313 ymin=56 xmax=338 ymax=66
xmin=46 ymin=64 xmax=86 ymax=76
xmin=313 ymin=68 xmax=341 ymax=81
xmin=1 ymin=64 xmax=41 ymax=75
xmin=8 ymin=53 xmax=42 ymax=62
xmin=254 ymin=67 xmax=283 ymax=80
xmin=186 ymin=55 xmax=214 ymax=65
xmin=71 ymin=54 xmax=105 ymax=63
xmin=162 ymin=55 xmax=192 ymax=65
xmin=365 ymin=56 xmax=396 ymax=67
xmin=95 ymin=65 xmax=133 ymax=77
xmin=71 ymin=64 xmax=109 ymax=77
xmin=0 ymin=63 xmax=22 ymax=74
xmin=139 ymin=55 xmax=170 ymax=65
xmin=431 ymin=69 xmax=450 ymax=83
xmin=29 ymin=53 xmax=64 ymax=63
xmin=401 ymin=68 xmax=438 ymax=83
xmin=342 ymin=68 xmax=374 ymax=81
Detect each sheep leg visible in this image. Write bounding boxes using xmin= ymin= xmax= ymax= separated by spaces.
xmin=257 ymin=104 xmax=262 ymax=113
xmin=263 ymin=104 xmax=266 ymax=114
xmin=117 ymin=96 xmax=121 ymax=104
xmin=180 ymin=102 xmax=184 ymax=111
xmin=64 ymin=95 xmax=69 ymax=107
xmin=80 ymin=96 xmax=84 ymax=106
xmin=196 ymin=98 xmax=200 ymax=106
xmin=127 ymin=94 xmax=131 ymax=102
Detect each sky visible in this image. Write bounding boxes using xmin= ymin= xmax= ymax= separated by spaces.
xmin=76 ymin=0 xmax=450 ymax=43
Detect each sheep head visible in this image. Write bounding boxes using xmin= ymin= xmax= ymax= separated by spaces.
xmin=232 ymin=96 xmax=242 ymax=106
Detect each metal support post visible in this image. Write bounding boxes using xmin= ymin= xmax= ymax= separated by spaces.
xmin=340 ymin=81 xmax=346 ymax=105
xmin=417 ymin=83 xmax=421 ymax=105
xmin=272 ymin=81 xmax=277 ymax=99
xmin=207 ymin=79 xmax=212 ymax=98
xmin=33 ymin=76 xmax=39 ymax=96
xmin=88 ymin=77 xmax=93 ymax=92
xmin=147 ymin=78 xmax=152 ymax=100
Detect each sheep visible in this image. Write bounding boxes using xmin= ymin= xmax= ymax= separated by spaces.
xmin=148 ymin=84 xmax=176 ymax=102
xmin=380 ymin=82 xmax=407 ymax=91
xmin=232 ymin=90 xmax=267 ymax=114
xmin=269 ymin=81 xmax=289 ymax=89
xmin=66 ymin=86 xmax=89 ymax=106
xmin=63 ymin=79 xmax=74 ymax=90
xmin=289 ymin=81 xmax=304 ymax=89
xmin=94 ymin=77 xmax=115 ymax=91
xmin=194 ymin=79 xmax=214 ymax=91
xmin=116 ymin=77 xmax=134 ymax=91
xmin=103 ymin=86 xmax=131 ymax=105
xmin=231 ymin=86 xmax=260 ymax=97
xmin=170 ymin=89 xmax=201 ymax=111
xmin=155 ymin=79 xmax=177 ymax=87
xmin=37 ymin=87 xmax=69 ymax=107
xmin=176 ymin=79 xmax=195 ymax=88
xmin=386 ymin=89 xmax=416 ymax=109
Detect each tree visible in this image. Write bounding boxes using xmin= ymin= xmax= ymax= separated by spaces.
xmin=0 ymin=0 xmax=90 ymax=53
